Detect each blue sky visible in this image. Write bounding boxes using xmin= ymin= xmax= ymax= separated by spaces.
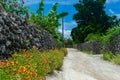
xmin=24 ymin=0 xmax=120 ymax=38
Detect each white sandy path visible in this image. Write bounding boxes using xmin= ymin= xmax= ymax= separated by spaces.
xmin=46 ymin=48 xmax=120 ymax=80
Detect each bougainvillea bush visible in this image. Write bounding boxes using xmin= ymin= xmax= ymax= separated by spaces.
xmin=0 ymin=47 xmax=67 ymax=80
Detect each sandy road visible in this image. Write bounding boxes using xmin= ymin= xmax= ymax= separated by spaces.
xmin=46 ymin=48 xmax=120 ymax=80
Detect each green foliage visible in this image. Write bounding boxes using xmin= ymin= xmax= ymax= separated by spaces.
xmin=30 ymin=2 xmax=68 ymax=37
xmin=101 ymin=27 xmax=120 ymax=48
xmin=102 ymin=51 xmax=114 ymax=61
xmin=112 ymin=54 xmax=120 ymax=65
xmin=60 ymin=48 xmax=68 ymax=56
xmin=102 ymin=50 xmax=120 ymax=65
xmin=85 ymin=33 xmax=101 ymax=41
xmin=44 ymin=49 xmax=64 ymax=72
xmin=64 ymin=38 xmax=74 ymax=46
xmin=37 ymin=0 xmax=44 ymax=15
xmin=1 ymin=0 xmax=28 ymax=15
xmin=29 ymin=1 xmax=68 ymax=47
xmin=71 ymin=27 xmax=85 ymax=43
xmin=0 ymin=47 xmax=66 ymax=80
xmin=71 ymin=0 xmax=119 ymax=43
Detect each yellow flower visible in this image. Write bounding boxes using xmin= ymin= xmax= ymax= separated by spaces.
xmin=19 ymin=66 xmax=26 ymax=73
xmin=15 ymin=62 xmax=19 ymax=65
xmin=9 ymin=62 xmax=14 ymax=66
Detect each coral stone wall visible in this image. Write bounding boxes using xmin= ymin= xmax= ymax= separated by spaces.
xmin=104 ymin=35 xmax=120 ymax=54
xmin=0 ymin=8 xmax=55 ymax=59
xmin=76 ymin=40 xmax=100 ymax=54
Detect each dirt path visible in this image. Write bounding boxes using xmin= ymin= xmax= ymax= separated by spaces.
xmin=46 ymin=48 xmax=120 ymax=80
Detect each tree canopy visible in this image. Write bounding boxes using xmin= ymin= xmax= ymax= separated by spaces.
xmin=71 ymin=0 xmax=119 ymax=43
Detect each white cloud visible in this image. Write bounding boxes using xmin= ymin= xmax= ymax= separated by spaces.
xmin=58 ymin=29 xmax=71 ymax=38
xmin=64 ymin=21 xmax=77 ymax=29
xmin=106 ymin=0 xmax=119 ymax=3
xmin=108 ymin=9 xmax=120 ymax=19
xmin=115 ymin=14 xmax=120 ymax=18
xmin=109 ymin=9 xmax=114 ymax=14
xmin=58 ymin=21 xmax=77 ymax=38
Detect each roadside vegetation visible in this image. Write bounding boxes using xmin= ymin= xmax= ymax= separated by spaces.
xmin=0 ymin=0 xmax=68 ymax=80
xmin=102 ymin=51 xmax=120 ymax=65
xmin=71 ymin=0 xmax=120 ymax=65
xmin=0 ymin=47 xmax=67 ymax=80
xmin=29 ymin=0 xmax=68 ymax=47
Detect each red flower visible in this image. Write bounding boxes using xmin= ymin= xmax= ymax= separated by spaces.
xmin=26 ymin=13 xmax=29 ymax=18
xmin=26 ymin=78 xmax=30 ymax=80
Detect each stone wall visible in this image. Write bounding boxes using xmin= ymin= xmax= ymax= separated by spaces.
xmin=0 ymin=8 xmax=55 ymax=59
xmin=76 ymin=40 xmax=100 ymax=54
xmin=104 ymin=34 xmax=120 ymax=54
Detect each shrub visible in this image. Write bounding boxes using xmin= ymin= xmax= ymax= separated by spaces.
xmin=60 ymin=48 xmax=68 ymax=56
xmin=112 ymin=54 xmax=120 ymax=65
xmin=102 ymin=51 xmax=120 ymax=65
xmin=44 ymin=49 xmax=64 ymax=72
xmin=0 ymin=47 xmax=65 ymax=80
xmin=85 ymin=33 xmax=102 ymax=42
xmin=102 ymin=51 xmax=114 ymax=61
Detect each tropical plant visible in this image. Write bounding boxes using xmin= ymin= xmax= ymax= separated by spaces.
xmin=29 ymin=1 xmax=68 ymax=39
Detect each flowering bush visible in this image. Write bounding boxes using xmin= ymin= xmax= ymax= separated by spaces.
xmin=60 ymin=48 xmax=68 ymax=56
xmin=0 ymin=47 xmax=67 ymax=80
xmin=44 ymin=49 xmax=64 ymax=72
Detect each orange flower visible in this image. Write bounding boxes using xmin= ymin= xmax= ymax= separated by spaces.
xmin=2 ymin=60 xmax=8 ymax=63
xmin=26 ymin=78 xmax=30 ymax=80
xmin=0 ymin=62 xmax=4 ymax=65
xmin=9 ymin=62 xmax=14 ymax=66
xmin=13 ymin=69 xmax=18 ymax=73
xmin=18 ymin=70 xmax=23 ymax=74
xmin=25 ymin=71 xmax=30 ymax=75
xmin=19 ymin=66 xmax=26 ymax=72
xmin=32 ymin=72 xmax=37 ymax=77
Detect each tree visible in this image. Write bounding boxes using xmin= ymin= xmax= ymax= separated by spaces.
xmin=30 ymin=1 xmax=68 ymax=39
xmin=1 ymin=0 xmax=28 ymax=16
xmin=71 ymin=0 xmax=118 ymax=43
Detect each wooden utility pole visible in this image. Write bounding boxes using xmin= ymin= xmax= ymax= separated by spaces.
xmin=62 ymin=16 xmax=64 ymax=47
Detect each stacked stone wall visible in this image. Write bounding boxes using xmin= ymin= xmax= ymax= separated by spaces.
xmin=0 ymin=8 xmax=55 ymax=59
xmin=76 ymin=40 xmax=100 ymax=54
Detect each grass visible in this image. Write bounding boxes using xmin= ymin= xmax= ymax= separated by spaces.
xmin=102 ymin=51 xmax=114 ymax=61
xmin=111 ymin=54 xmax=120 ymax=65
xmin=102 ymin=50 xmax=120 ymax=65
xmin=0 ymin=47 xmax=67 ymax=80
xmin=81 ymin=50 xmax=120 ymax=65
